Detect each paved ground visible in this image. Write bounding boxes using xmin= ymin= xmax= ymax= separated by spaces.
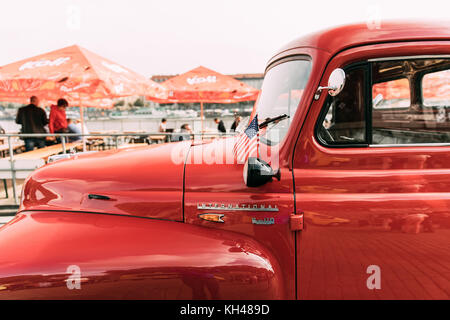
xmin=0 ymin=216 xmax=14 ymax=226
xmin=0 ymin=180 xmax=22 ymax=226
xmin=0 ymin=179 xmax=23 ymax=206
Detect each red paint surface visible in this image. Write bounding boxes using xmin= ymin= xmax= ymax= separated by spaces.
xmin=0 ymin=211 xmax=283 ymax=299
xmin=19 ymin=142 xmax=191 ymax=221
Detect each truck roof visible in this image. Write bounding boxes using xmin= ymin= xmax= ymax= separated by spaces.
xmin=270 ymin=20 xmax=450 ymax=63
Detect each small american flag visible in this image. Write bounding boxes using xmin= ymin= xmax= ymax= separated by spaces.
xmin=233 ymin=115 xmax=259 ymax=163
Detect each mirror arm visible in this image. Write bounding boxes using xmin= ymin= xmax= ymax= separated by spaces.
xmin=314 ymin=68 xmax=346 ymax=100
xmin=314 ymin=86 xmax=337 ymax=100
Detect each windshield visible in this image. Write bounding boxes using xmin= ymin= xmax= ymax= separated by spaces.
xmin=257 ymin=58 xmax=312 ymax=145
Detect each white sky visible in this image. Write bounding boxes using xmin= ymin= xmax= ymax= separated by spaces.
xmin=0 ymin=0 xmax=448 ymax=77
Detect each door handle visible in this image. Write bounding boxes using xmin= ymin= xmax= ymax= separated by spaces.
xmin=88 ymin=194 xmax=111 ymax=200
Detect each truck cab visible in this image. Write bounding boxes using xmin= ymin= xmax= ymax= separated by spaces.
xmin=1 ymin=21 xmax=449 ymax=300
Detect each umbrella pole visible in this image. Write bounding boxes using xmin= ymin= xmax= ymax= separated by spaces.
xmin=80 ymin=103 xmax=86 ymax=152
xmin=200 ymin=101 xmax=204 ymax=139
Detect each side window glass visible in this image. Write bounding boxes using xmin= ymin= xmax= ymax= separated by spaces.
xmin=257 ymin=59 xmax=312 ymax=145
xmin=372 ymin=78 xmax=412 ymax=144
xmin=372 ymin=78 xmax=410 ymax=109
xmin=423 ymin=69 xmax=450 ymax=107
xmin=372 ymin=59 xmax=450 ymax=145
xmin=317 ymin=58 xmax=450 ymax=147
xmin=318 ymin=67 xmax=366 ymax=145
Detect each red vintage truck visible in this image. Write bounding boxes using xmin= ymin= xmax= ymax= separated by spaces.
xmin=0 ymin=21 xmax=449 ymax=300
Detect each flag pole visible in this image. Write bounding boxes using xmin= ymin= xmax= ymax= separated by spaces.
xmin=256 ymin=115 xmax=260 ymax=159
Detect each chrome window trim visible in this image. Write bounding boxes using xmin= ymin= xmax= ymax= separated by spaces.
xmin=264 ymin=54 xmax=312 ymax=76
xmin=370 ymin=143 xmax=450 ymax=148
xmin=197 ymin=203 xmax=279 ymax=212
xmin=368 ymin=55 xmax=450 ymax=62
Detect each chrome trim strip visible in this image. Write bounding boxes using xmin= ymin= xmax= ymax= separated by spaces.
xmin=197 ymin=203 xmax=279 ymax=212
xmin=368 ymin=55 xmax=450 ymax=62
xmin=370 ymin=143 xmax=450 ymax=148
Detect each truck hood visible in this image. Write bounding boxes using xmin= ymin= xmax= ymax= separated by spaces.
xmin=20 ymin=141 xmax=191 ymax=221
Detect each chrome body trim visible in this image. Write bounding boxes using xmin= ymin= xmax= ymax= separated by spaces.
xmin=197 ymin=203 xmax=279 ymax=212
xmin=368 ymin=55 xmax=450 ymax=62
xmin=370 ymin=143 xmax=450 ymax=148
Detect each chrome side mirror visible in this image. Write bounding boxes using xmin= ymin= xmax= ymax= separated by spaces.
xmin=314 ymin=68 xmax=346 ymax=100
xmin=243 ymin=157 xmax=281 ymax=187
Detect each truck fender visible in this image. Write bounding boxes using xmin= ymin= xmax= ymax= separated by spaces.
xmin=0 ymin=211 xmax=285 ymax=299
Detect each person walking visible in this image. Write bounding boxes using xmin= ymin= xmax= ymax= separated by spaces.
xmin=15 ymin=96 xmax=48 ymax=151
xmin=214 ymin=118 xmax=226 ymax=133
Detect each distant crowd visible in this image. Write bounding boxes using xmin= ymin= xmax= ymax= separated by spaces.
xmin=13 ymin=95 xmax=243 ymax=151
xmin=158 ymin=115 xmax=242 ymax=141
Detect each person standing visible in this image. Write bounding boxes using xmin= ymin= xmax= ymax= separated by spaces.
xmin=230 ymin=115 xmax=242 ymax=132
xmin=159 ymin=118 xmax=167 ymax=132
xmin=214 ymin=118 xmax=226 ymax=133
xmin=49 ymin=99 xmax=69 ymax=136
xmin=15 ymin=96 xmax=48 ymax=151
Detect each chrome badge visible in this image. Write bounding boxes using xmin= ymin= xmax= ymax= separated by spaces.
xmin=197 ymin=203 xmax=279 ymax=212
xmin=252 ymin=218 xmax=275 ymax=225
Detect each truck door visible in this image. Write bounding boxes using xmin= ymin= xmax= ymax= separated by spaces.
xmin=294 ymin=49 xmax=450 ymax=299
xmin=184 ymin=56 xmax=313 ymax=299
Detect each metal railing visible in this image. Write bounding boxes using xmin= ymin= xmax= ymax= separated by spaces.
xmin=0 ymin=131 xmax=238 ymax=205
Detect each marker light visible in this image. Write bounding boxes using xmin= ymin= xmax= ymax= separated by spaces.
xmin=198 ymin=213 xmax=225 ymax=223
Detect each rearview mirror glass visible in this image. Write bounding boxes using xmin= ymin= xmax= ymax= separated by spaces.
xmin=327 ymin=68 xmax=346 ymax=96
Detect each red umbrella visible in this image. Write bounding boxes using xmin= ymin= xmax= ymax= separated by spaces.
xmin=0 ymin=45 xmax=167 ymax=150
xmin=149 ymin=66 xmax=259 ymax=131
xmin=0 ymin=44 xmax=167 ymax=104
